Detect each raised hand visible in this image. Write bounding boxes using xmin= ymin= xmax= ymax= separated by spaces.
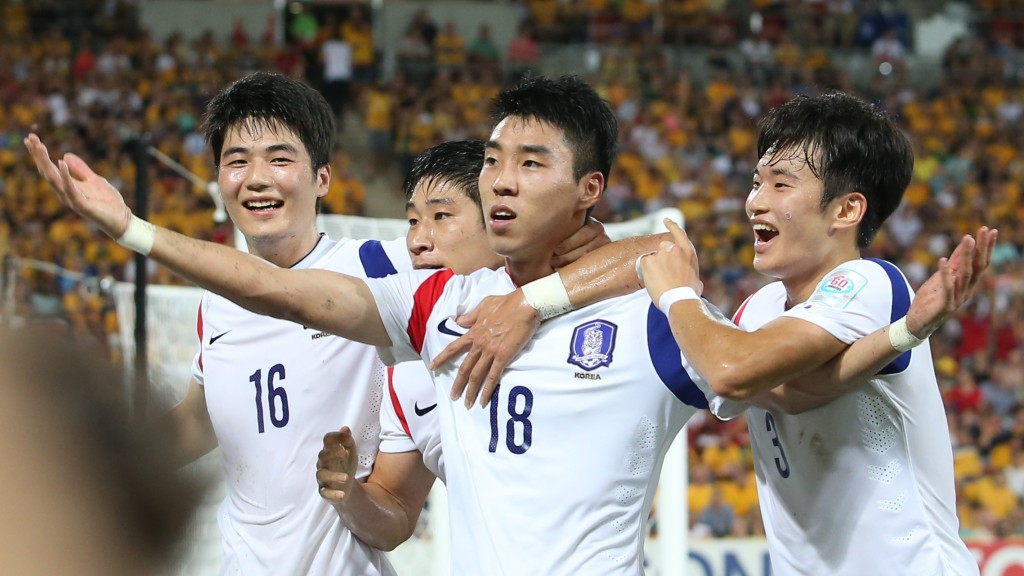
xmin=640 ymin=218 xmax=703 ymax=304
xmin=24 ymin=133 xmax=131 ymax=239
xmin=316 ymin=426 xmax=358 ymax=503
xmin=907 ymin=226 xmax=997 ymax=339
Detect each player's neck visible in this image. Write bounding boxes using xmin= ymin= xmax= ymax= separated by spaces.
xmin=246 ymin=232 xmax=323 ymax=268
xmin=782 ymin=247 xmax=861 ymax=309
xmin=504 ymin=254 xmax=554 ymax=287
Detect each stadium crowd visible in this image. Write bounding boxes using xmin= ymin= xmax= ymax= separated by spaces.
xmin=2 ymin=0 xmax=1024 ymax=541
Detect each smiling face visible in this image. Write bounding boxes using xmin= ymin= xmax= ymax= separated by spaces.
xmin=480 ymin=116 xmax=602 ymax=283
xmin=217 ymin=120 xmax=328 ymax=266
xmin=746 ymin=147 xmax=863 ymax=301
xmin=406 ymin=177 xmax=504 ymax=275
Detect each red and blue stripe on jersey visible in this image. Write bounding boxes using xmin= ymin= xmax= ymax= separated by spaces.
xmin=407 ymin=269 xmax=455 ymax=354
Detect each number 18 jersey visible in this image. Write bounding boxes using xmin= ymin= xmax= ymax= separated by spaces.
xmin=368 ymin=267 xmax=717 ymax=576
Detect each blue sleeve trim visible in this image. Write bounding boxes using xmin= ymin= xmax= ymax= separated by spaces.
xmin=646 ymin=303 xmax=710 ymax=409
xmin=359 ymin=240 xmax=399 ymax=278
xmin=865 ymin=258 xmax=912 ymax=374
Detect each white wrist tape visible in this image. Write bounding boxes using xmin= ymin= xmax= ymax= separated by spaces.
xmin=521 ymin=272 xmax=573 ymax=320
xmin=635 ymin=251 xmax=656 ymax=284
xmin=658 ymin=286 xmax=700 ymax=314
xmin=115 ymin=214 xmax=156 ymax=255
xmin=888 ymin=316 xmax=925 ymax=353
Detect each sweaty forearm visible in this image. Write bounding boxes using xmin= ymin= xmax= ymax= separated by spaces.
xmin=333 ymin=480 xmax=420 ymax=551
xmin=147 ymin=227 xmax=390 ymax=346
xmin=768 ymin=320 xmax=915 ymax=414
xmin=558 ymin=233 xmax=666 ymax=308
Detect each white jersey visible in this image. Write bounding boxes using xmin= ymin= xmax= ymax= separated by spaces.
xmin=368 ymin=267 xmax=716 ymax=576
xmin=730 ymin=258 xmax=977 ymax=576
xmin=191 ymin=235 xmax=412 ymax=576
xmin=380 ymin=363 xmax=445 ymax=481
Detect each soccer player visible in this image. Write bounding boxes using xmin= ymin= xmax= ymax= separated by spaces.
xmin=147 ymin=71 xmax=411 ymax=576
xmin=30 ymin=73 xmax=599 ymax=576
xmin=28 ymin=75 xmax=989 ymax=574
xmin=640 ymin=91 xmax=995 ymax=575
xmin=29 ymin=74 xmax=713 ymax=574
xmin=316 ymin=140 xmax=500 ymax=550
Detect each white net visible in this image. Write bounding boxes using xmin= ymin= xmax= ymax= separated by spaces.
xmin=124 ymin=207 xmax=686 ymax=576
xmin=231 ymin=207 xmax=685 ymax=250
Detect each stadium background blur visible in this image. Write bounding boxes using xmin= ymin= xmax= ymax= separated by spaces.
xmin=2 ymin=0 xmax=1024 ymax=563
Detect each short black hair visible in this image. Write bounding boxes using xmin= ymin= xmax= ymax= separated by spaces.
xmin=490 ymin=74 xmax=617 ymax=184
xmin=756 ymin=91 xmax=913 ymax=248
xmin=201 ymin=72 xmax=335 ymax=174
xmin=403 ymin=140 xmax=485 ymax=213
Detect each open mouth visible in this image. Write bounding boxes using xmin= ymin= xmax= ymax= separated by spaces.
xmin=753 ymin=223 xmax=779 ymax=244
xmin=244 ymin=199 xmax=283 ymax=211
xmin=491 ymin=209 xmax=516 ymax=222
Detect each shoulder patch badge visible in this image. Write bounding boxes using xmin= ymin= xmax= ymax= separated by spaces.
xmin=807 ymin=268 xmax=869 ymax=309
xmin=567 ymin=319 xmax=617 ymax=371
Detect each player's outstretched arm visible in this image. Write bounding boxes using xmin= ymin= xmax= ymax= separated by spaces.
xmin=643 ymin=219 xmax=863 ymax=401
xmin=25 ymin=134 xmax=391 ymax=347
xmin=164 ymin=378 xmax=218 ymax=467
xmin=432 ymin=227 xmax=665 ymax=408
xmin=316 ymin=427 xmax=435 ymax=551
xmin=762 ymin=226 xmax=997 ymax=413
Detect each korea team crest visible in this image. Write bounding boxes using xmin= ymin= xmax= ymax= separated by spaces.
xmin=568 ymin=320 xmax=617 ymax=371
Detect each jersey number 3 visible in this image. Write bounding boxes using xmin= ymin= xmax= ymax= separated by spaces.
xmin=764 ymin=412 xmax=790 ymax=478
xmin=489 ymin=385 xmax=533 ymax=454
xmin=251 ymin=364 xmax=290 ymax=433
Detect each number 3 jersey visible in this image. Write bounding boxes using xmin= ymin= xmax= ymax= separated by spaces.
xmin=730 ymin=258 xmax=977 ymax=576
xmin=191 ymin=235 xmax=411 ymax=576
xmin=367 ymin=267 xmax=717 ymax=576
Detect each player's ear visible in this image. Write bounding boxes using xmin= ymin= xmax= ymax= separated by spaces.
xmin=316 ymin=164 xmax=331 ymax=198
xmin=578 ymin=170 xmax=604 ymax=210
xmin=832 ymin=191 xmax=866 ymax=233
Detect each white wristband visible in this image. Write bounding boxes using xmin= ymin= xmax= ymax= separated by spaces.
xmin=658 ymin=286 xmax=700 ymax=314
xmin=521 ymin=272 xmax=573 ymax=320
xmin=888 ymin=316 xmax=925 ymax=353
xmin=116 ymin=214 xmax=156 ymax=255
xmin=635 ymin=251 xmax=656 ymax=284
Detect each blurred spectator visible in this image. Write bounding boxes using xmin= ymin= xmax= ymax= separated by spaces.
xmin=506 ymin=21 xmax=541 ymax=83
xmin=467 ymin=23 xmax=501 ymax=75
xmin=696 ymin=487 xmax=735 ymax=538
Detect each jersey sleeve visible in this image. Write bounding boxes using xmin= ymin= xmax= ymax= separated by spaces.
xmin=377 ymin=237 xmax=415 ymax=273
xmin=190 ymin=293 xmax=209 ymax=387
xmin=781 ymin=259 xmax=909 ymax=344
xmin=364 ymin=268 xmax=451 ymax=365
xmin=379 ymin=366 xmax=418 ymax=454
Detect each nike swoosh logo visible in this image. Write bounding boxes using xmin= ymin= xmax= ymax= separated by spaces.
xmin=437 ymin=318 xmax=467 ymax=337
xmin=209 ymin=331 xmax=231 ymax=344
xmin=414 ymin=402 xmax=438 ymax=416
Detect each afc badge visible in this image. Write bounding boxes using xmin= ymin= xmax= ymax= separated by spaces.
xmin=567 ymin=320 xmax=617 ymax=371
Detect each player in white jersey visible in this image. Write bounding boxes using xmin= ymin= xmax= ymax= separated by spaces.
xmin=316 ymin=141 xmax=506 ymax=549
xmin=30 ymin=74 xmax=994 ymax=575
xmin=160 ymin=72 xmax=412 ymax=575
xmin=640 ymin=91 xmax=995 ymax=575
xmin=192 ymin=235 xmax=410 ymax=575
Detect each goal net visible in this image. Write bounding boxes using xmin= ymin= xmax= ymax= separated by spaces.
xmin=116 ymin=207 xmax=688 ymax=576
